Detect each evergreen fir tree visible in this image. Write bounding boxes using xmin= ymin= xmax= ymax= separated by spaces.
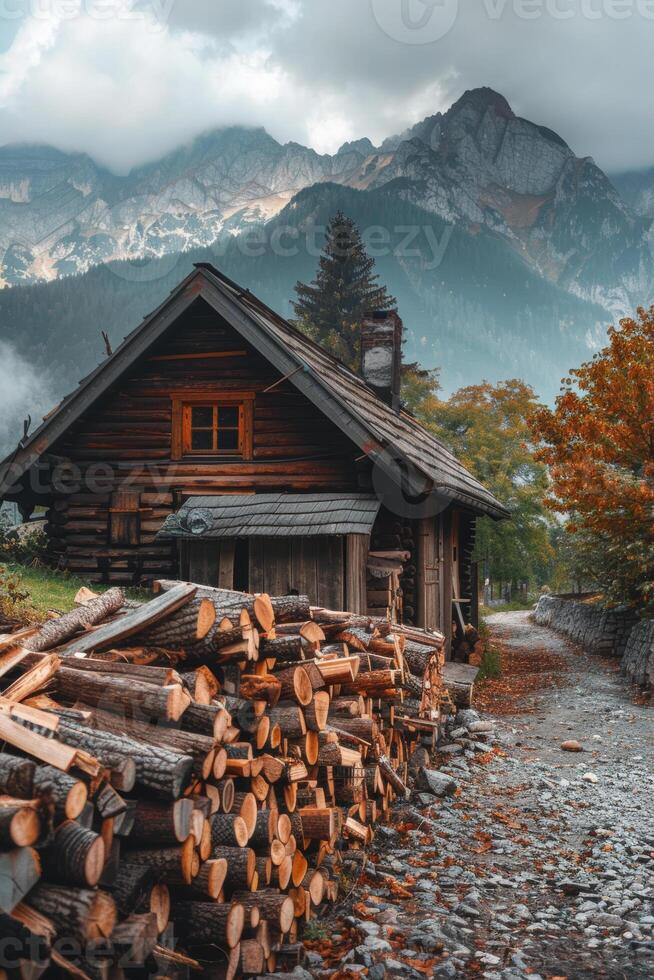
xmin=292 ymin=211 xmax=396 ymax=368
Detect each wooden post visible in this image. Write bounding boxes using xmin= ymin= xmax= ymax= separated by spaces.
xmin=345 ymin=534 xmax=368 ymax=615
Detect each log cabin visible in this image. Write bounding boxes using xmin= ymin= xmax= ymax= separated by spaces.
xmin=0 ymin=263 xmax=508 ymax=653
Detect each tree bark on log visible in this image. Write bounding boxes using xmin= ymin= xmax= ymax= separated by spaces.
xmin=211 ymin=847 xmax=255 ymax=892
xmin=153 ymin=580 xmax=273 ymax=633
xmin=24 ymin=589 xmax=125 ymax=652
xmin=54 ymin=668 xmax=190 ymax=723
xmin=55 ymin=719 xmax=192 ymax=799
xmin=0 ymin=753 xmax=35 ymax=798
xmin=130 ymin=799 xmax=194 ymax=846
xmin=172 ymin=901 xmax=244 ymax=948
xmin=268 ymin=595 xmax=311 ymax=624
xmin=55 ymin=584 xmax=197 ymax=656
xmin=42 ymin=821 xmax=105 ymax=887
xmin=0 ymin=800 xmax=41 ymax=848
xmin=32 ymin=764 xmax=88 ymax=822
xmin=29 ymin=884 xmax=116 ymax=943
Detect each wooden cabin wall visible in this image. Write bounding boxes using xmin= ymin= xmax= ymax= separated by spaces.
xmin=45 ymin=300 xmax=368 ymax=585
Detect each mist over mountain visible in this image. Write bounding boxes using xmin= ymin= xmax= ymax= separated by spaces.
xmin=0 ymin=86 xmax=651 ymax=439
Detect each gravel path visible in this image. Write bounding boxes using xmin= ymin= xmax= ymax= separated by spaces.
xmin=307 ymin=612 xmax=653 ymax=980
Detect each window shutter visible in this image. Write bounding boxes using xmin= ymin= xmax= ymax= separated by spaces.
xmin=109 ymin=491 xmax=141 ymax=546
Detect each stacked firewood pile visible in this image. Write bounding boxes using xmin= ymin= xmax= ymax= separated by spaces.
xmin=0 ymin=580 xmax=445 ymax=978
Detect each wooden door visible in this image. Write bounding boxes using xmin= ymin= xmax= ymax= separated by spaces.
xmin=248 ymin=536 xmax=344 ymax=608
xmin=184 ymin=539 xmax=236 ymax=588
xmin=416 ymin=516 xmax=440 ymax=631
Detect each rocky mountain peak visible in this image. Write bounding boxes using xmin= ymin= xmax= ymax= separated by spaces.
xmin=447 ymin=86 xmax=515 ymax=121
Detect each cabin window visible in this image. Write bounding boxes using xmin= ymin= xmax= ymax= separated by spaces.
xmin=184 ymin=403 xmax=242 ymax=454
xmin=171 ymin=393 xmax=254 ymax=460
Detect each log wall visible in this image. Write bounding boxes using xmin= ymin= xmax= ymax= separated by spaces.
xmin=44 ymin=300 xmax=369 ymax=585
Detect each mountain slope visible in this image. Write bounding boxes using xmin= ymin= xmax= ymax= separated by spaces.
xmin=0 ymin=88 xmax=652 ymax=321
xmin=0 ymin=182 xmax=609 ymax=425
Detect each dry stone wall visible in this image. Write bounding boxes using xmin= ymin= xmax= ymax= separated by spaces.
xmin=534 ymin=594 xmax=652 ymax=689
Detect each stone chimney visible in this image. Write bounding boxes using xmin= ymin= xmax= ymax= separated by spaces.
xmin=361 ymin=310 xmax=403 ymax=412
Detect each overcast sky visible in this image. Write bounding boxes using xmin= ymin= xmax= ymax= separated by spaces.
xmin=0 ymin=0 xmax=652 ymax=174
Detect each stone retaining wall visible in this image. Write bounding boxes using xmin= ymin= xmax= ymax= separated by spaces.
xmin=533 ymin=594 xmax=652 ymax=688
xmin=622 ymin=620 xmax=654 ymax=689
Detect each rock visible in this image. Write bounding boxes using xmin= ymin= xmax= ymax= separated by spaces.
xmin=440 ymin=744 xmax=464 ymax=755
xmin=582 ymin=772 xmax=599 ymax=784
xmin=560 ymin=740 xmax=584 ymax=752
xmin=408 ymin=747 xmax=431 ymax=773
xmin=414 ymin=767 xmax=458 ymax=797
xmin=476 ymin=952 xmax=501 ymax=966
xmin=455 ymin=709 xmax=481 ymax=727
xmin=467 ymin=720 xmax=494 ymax=734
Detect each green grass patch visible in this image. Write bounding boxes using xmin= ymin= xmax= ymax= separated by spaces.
xmin=477 ymin=646 xmax=502 ymax=680
xmin=2 ymin=563 xmax=148 ymax=616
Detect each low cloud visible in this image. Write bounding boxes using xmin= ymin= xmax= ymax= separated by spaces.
xmin=0 ymin=341 xmax=56 ymax=457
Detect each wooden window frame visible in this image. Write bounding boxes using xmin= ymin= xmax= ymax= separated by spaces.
xmin=171 ymin=391 xmax=254 ymax=461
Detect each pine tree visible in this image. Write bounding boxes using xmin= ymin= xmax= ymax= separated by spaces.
xmin=292 ymin=211 xmax=396 ymax=368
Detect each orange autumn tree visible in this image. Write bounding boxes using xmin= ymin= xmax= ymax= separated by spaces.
xmin=531 ymin=306 xmax=654 ymax=607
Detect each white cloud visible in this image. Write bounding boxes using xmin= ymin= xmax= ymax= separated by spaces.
xmin=0 ymin=0 xmax=652 ymax=172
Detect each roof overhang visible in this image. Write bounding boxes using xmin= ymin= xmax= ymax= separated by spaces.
xmin=158 ymin=493 xmax=382 ymax=540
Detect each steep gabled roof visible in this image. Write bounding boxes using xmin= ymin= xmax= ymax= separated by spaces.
xmin=0 ymin=263 xmax=508 ymax=520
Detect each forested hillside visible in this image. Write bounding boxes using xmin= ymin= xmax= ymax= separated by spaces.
xmin=0 ymin=182 xmax=607 ymax=450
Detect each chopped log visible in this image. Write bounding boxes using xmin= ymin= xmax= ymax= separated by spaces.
xmin=273 ymin=666 xmax=312 ymax=706
xmin=179 ymin=665 xmax=218 ymax=704
xmin=32 ymin=764 xmax=88 ymax=822
xmin=268 ymin=595 xmax=311 ymax=624
xmin=127 ymin=597 xmax=217 ymax=652
xmin=303 ymin=691 xmax=330 ymax=732
xmin=238 ymin=939 xmax=265 ymax=976
xmin=42 ymin=821 xmax=105 ymax=887
xmin=153 ymin=580 xmax=274 ymax=633
xmin=269 ymin=705 xmax=306 ymax=740
xmin=0 ymin=753 xmax=35 ymax=798
xmin=107 ymin=862 xmax=155 ymax=919
xmin=127 ymin=838 xmax=197 ymax=886
xmin=232 ymin=889 xmax=295 ymax=932
xmin=0 ymin=799 xmax=41 ymax=847
xmin=55 ymin=584 xmax=197 ymax=656
xmin=112 ymin=911 xmax=159 ymax=964
xmin=55 ymin=719 xmax=190 ymax=798
xmin=24 ymin=589 xmax=125 ymax=652
xmin=172 ymin=901 xmax=244 ymax=948
xmin=299 ymin=808 xmax=337 ymax=843
xmin=259 ymin=635 xmax=304 ymax=661
xmin=239 ymin=674 xmax=282 ymax=706
xmin=211 ymin=847 xmax=255 ymax=892
xmin=2 ymin=653 xmax=60 ymax=703
xmin=210 ymin=813 xmax=249 ymax=849
xmin=29 ymin=885 xmax=116 ymax=943
xmin=442 ymin=662 xmax=478 ymax=708
xmin=130 ymin=799 xmax=194 ymax=845
xmin=249 ymin=809 xmax=277 ymax=849
xmin=233 ymin=791 xmax=257 ymax=838
xmin=180 ymin=701 xmax=230 ymax=740
xmin=54 ymin=668 xmax=190 ymax=722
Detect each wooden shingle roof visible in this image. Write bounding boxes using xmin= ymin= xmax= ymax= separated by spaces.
xmin=159 ymin=493 xmax=382 ymax=539
xmin=0 ymin=263 xmax=508 ymax=520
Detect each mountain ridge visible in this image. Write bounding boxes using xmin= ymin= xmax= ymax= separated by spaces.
xmin=0 ymin=87 xmax=652 ymax=323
